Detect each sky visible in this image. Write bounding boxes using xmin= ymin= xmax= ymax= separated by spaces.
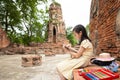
xmin=55 ymin=0 xmax=92 ymax=27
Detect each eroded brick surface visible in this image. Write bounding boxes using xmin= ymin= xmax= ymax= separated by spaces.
xmin=90 ymin=0 xmax=120 ymax=57
xmin=22 ymin=55 xmax=42 ymax=67
xmin=0 ymin=26 xmax=10 ymax=48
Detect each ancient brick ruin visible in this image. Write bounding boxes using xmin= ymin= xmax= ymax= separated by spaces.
xmin=39 ymin=2 xmax=69 ymax=55
xmin=34 ymin=2 xmax=69 ymax=55
xmin=0 ymin=24 xmax=10 ymax=49
xmin=90 ymin=0 xmax=120 ymax=57
xmin=0 ymin=2 xmax=69 ymax=55
xmin=48 ymin=2 xmax=67 ymax=43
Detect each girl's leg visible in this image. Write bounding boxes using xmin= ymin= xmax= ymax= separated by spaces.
xmin=56 ymin=68 xmax=66 ymax=80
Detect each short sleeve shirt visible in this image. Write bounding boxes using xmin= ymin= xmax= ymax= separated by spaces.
xmin=81 ymin=39 xmax=93 ymax=49
xmin=80 ymin=39 xmax=93 ymax=56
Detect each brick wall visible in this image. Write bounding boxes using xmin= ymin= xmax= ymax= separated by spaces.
xmin=0 ymin=26 xmax=10 ymax=49
xmin=90 ymin=0 xmax=120 ymax=56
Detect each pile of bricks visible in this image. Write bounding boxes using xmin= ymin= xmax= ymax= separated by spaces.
xmin=21 ymin=55 xmax=42 ymax=67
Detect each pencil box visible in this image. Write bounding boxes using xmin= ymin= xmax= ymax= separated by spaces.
xmin=78 ymin=68 xmax=119 ymax=80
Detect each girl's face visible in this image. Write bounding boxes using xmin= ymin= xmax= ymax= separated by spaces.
xmin=73 ymin=31 xmax=82 ymax=40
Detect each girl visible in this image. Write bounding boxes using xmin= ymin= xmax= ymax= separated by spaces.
xmin=57 ymin=24 xmax=94 ymax=80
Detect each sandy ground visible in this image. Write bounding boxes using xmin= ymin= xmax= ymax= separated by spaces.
xmin=0 ymin=54 xmax=70 ymax=80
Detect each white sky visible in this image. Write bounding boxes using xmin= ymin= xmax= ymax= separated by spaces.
xmin=55 ymin=0 xmax=92 ymax=27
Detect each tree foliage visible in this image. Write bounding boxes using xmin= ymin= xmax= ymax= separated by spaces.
xmin=66 ymin=27 xmax=77 ymax=46
xmin=0 ymin=0 xmax=51 ymax=45
xmin=86 ymin=24 xmax=90 ymax=36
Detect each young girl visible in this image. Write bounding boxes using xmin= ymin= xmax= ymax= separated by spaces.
xmin=57 ymin=24 xmax=94 ymax=80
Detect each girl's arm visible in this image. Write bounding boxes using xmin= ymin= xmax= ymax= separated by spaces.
xmin=64 ymin=46 xmax=78 ymax=53
xmin=63 ymin=44 xmax=85 ymax=58
xmin=69 ymin=46 xmax=85 ymax=58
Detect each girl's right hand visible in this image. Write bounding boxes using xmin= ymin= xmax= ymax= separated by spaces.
xmin=62 ymin=44 xmax=66 ymax=48
xmin=63 ymin=44 xmax=71 ymax=51
xmin=65 ymin=44 xmax=71 ymax=48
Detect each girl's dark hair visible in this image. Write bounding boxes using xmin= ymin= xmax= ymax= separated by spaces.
xmin=73 ymin=24 xmax=91 ymax=45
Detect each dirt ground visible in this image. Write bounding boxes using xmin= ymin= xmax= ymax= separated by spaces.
xmin=0 ymin=54 xmax=70 ymax=80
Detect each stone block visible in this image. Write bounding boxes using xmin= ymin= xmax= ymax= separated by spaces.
xmin=22 ymin=55 xmax=42 ymax=67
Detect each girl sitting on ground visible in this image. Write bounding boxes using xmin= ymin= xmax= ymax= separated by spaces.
xmin=57 ymin=24 xmax=94 ymax=80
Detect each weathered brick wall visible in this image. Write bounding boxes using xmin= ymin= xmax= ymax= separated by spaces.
xmin=0 ymin=25 xmax=10 ymax=49
xmin=90 ymin=0 xmax=120 ymax=56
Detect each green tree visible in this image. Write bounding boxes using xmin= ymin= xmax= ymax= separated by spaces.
xmin=0 ymin=0 xmax=52 ymax=45
xmin=66 ymin=27 xmax=77 ymax=46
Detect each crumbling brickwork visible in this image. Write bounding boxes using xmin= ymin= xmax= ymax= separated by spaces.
xmin=0 ymin=24 xmax=10 ymax=49
xmin=48 ymin=2 xmax=67 ymax=43
xmin=90 ymin=0 xmax=120 ymax=56
xmin=22 ymin=55 xmax=42 ymax=67
xmin=38 ymin=2 xmax=69 ymax=55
